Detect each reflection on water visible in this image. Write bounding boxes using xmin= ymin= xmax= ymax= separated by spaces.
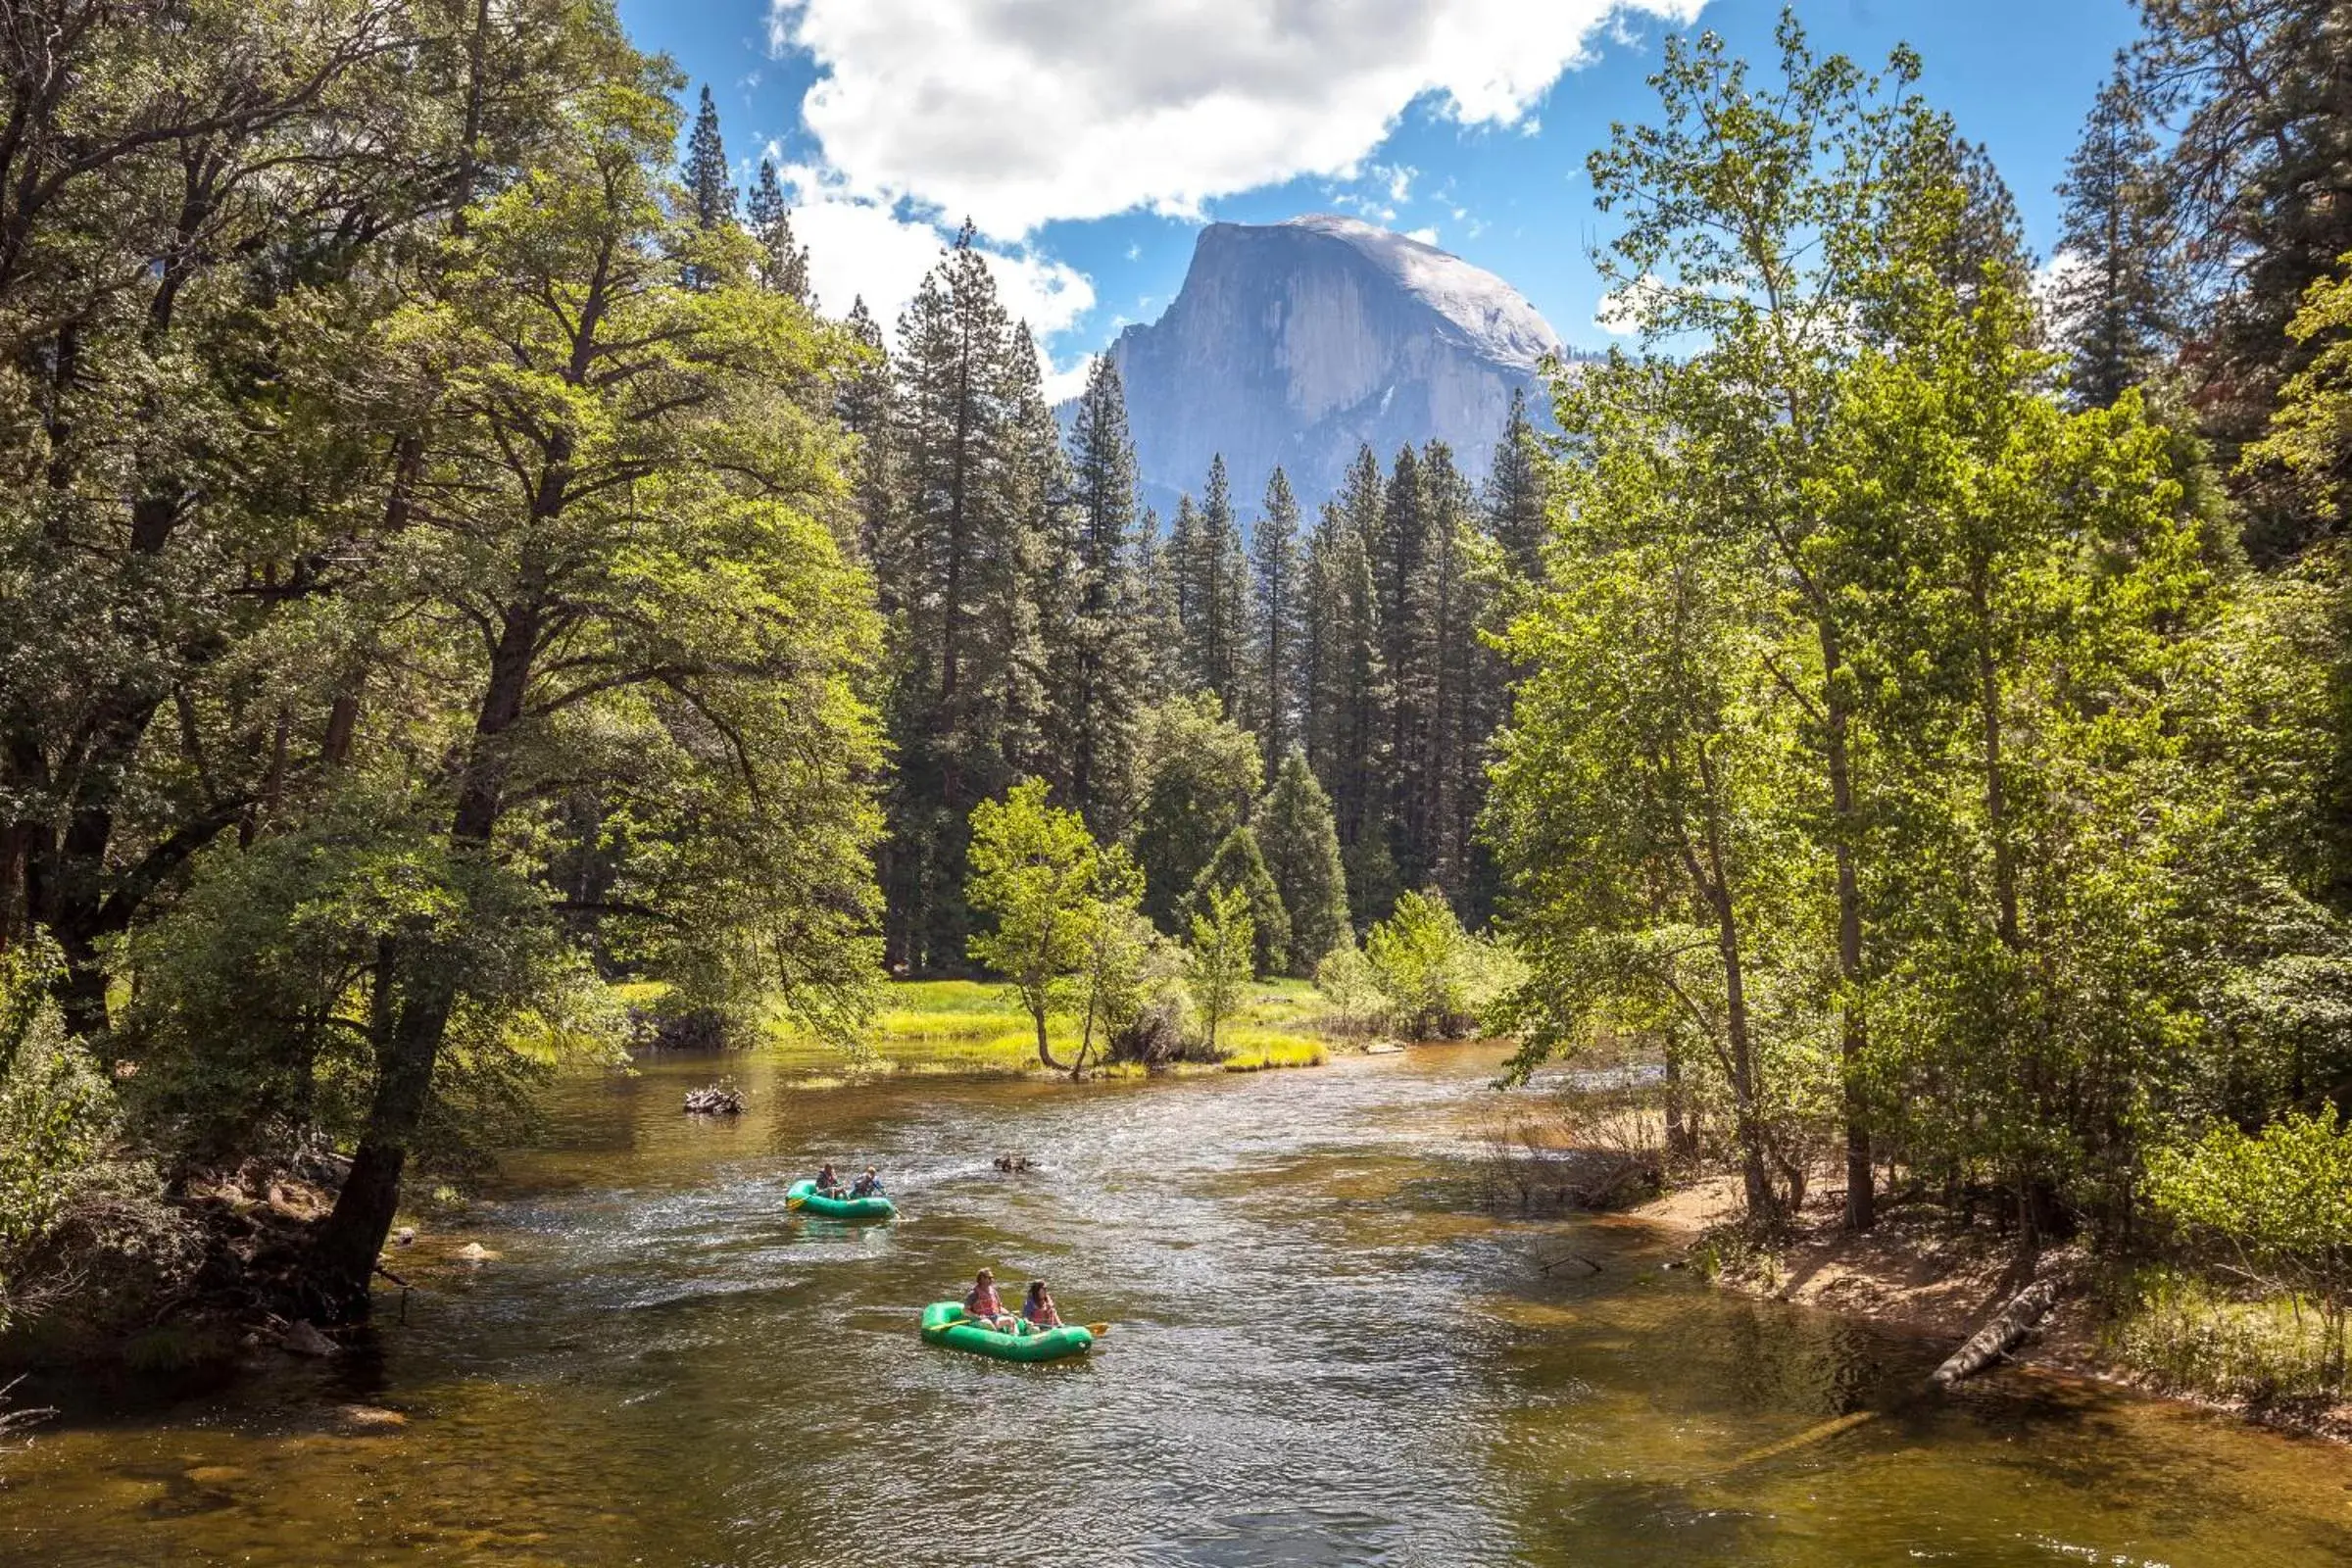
xmin=3 ymin=1047 xmax=2349 ymax=1566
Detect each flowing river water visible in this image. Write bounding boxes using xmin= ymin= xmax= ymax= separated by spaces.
xmin=4 ymin=1045 xmax=2350 ymax=1566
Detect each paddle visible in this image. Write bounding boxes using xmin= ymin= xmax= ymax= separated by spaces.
xmin=1083 ymin=1322 xmax=1110 ymax=1337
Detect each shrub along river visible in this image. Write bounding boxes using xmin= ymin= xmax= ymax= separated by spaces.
xmin=4 ymin=1046 xmax=2349 ymax=1565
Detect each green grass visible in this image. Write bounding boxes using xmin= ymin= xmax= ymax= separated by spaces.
xmin=2106 ymin=1263 xmax=2350 ymax=1407
xmin=755 ymin=976 xmax=1337 ymax=1078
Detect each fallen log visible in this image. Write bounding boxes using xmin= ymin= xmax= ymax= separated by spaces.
xmin=683 ymin=1081 xmax=744 ymax=1115
xmin=1930 ymin=1278 xmax=2058 ymax=1390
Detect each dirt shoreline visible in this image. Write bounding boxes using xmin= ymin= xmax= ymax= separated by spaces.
xmin=1623 ymin=1175 xmax=2352 ymax=1445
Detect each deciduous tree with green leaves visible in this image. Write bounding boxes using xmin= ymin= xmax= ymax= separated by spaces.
xmin=302 ymin=58 xmax=884 ymax=1314
xmin=1185 ymin=884 xmax=1254 ymax=1059
xmin=966 ymin=779 xmax=1102 ymax=1073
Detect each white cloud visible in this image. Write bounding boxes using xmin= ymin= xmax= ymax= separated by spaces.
xmin=1405 ymin=225 xmax=1440 ymax=245
xmin=1042 ymin=354 xmax=1098 ymax=404
xmin=767 ymin=161 xmax=1098 ymax=390
xmin=1370 ymin=161 xmax=1417 ymax=204
xmin=2034 ymin=249 xmax=2091 ymax=330
xmin=1594 ymin=272 xmax=1670 ymax=335
xmin=766 ymin=0 xmax=1705 ymax=238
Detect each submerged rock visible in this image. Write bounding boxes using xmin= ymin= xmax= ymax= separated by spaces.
xmin=334 ymin=1404 xmax=407 ymax=1431
xmin=277 ymin=1320 xmax=338 ymax=1358
xmin=684 ymin=1081 xmax=745 ymax=1115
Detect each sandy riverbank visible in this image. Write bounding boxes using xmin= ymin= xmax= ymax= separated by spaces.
xmin=1625 ymin=1176 xmax=2352 ymax=1444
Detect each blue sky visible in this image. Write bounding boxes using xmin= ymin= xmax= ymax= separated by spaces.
xmin=619 ymin=1 xmax=2140 ymax=395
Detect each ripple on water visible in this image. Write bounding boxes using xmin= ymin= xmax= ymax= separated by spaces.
xmin=4 ymin=1048 xmax=2351 ymax=1567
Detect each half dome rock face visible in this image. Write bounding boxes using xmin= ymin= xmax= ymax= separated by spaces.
xmin=1097 ymin=215 xmax=1572 ymax=515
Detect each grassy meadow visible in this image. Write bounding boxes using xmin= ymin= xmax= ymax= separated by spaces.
xmin=752 ymin=977 xmax=1335 ymax=1078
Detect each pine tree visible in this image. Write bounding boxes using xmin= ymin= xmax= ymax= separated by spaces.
xmin=1376 ymin=443 xmax=1437 ymax=888
xmin=1413 ymin=442 xmax=1481 ymax=904
xmin=1136 ymin=509 xmax=1186 ymax=698
xmin=1184 ymin=825 xmax=1291 ymax=976
xmin=999 ymin=320 xmax=1058 ymax=781
xmin=1045 ymin=355 xmax=1152 ymax=834
xmin=1942 ymin=135 xmax=2032 ymax=296
xmin=2054 ymin=57 xmax=2175 ymax=410
xmin=1485 ymin=387 xmax=1547 ymax=584
xmin=838 ymin=296 xmax=893 ymax=570
xmin=682 ymin=85 xmax=736 ymax=231
xmin=1250 ymin=467 xmax=1303 ymax=765
xmin=747 ymin=158 xmax=813 ymax=306
xmin=1184 ymin=455 xmax=1251 ymax=712
xmin=881 ymin=224 xmax=1046 ymax=969
xmin=2138 ymin=0 xmax=2352 ymax=557
xmin=1254 ymin=748 xmax=1349 ymax=972
xmin=1307 ymin=448 xmax=1392 ymax=925
xmin=1167 ymin=492 xmax=1201 ymax=678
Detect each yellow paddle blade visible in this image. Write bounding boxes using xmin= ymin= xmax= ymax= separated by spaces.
xmin=784 ymin=1197 xmax=806 ymax=1209
xmin=1084 ymin=1322 xmax=1110 ymax=1337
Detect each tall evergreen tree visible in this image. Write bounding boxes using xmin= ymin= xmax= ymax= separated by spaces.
xmin=1136 ymin=509 xmax=1186 ymax=698
xmin=1167 ymin=492 xmax=1202 ymax=677
xmin=1254 ymin=749 xmax=1350 ymax=972
xmin=2054 ymin=56 xmax=2175 ymax=410
xmin=1250 ymin=467 xmax=1304 ymax=765
xmin=1413 ymin=443 xmax=1483 ymax=904
xmin=1485 ymin=388 xmax=1548 ymax=583
xmin=679 ymin=86 xmax=737 ymax=292
xmin=2137 ymin=0 xmax=2352 ymax=557
xmin=1184 ymin=455 xmax=1251 ymax=711
xmin=880 ymin=224 xmax=1044 ymax=969
xmin=682 ymin=86 xmax=736 ymax=227
xmin=1185 ymin=825 xmax=1291 ymax=976
xmin=747 ymin=158 xmax=813 ymax=306
xmin=999 ymin=321 xmax=1058 ymax=783
xmin=1045 ymin=356 xmax=1152 ymax=834
xmin=1308 ymin=448 xmax=1394 ymax=925
xmin=1377 ymin=444 xmax=1439 ymax=888
xmin=838 ymin=296 xmax=893 ymax=570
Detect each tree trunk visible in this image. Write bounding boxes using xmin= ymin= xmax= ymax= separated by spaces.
xmin=1032 ymin=1003 xmax=1066 ymax=1072
xmin=305 ymin=576 xmax=543 ymax=1316
xmin=1929 ymin=1279 xmax=2056 ymax=1389
xmin=1663 ymin=1047 xmax=1699 ymax=1162
xmin=1823 ymin=660 xmax=1874 ymax=1233
xmin=1693 ymin=773 xmax=1775 ymax=1224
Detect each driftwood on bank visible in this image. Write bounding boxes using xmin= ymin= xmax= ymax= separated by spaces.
xmin=1930 ymin=1278 xmax=2058 ymax=1390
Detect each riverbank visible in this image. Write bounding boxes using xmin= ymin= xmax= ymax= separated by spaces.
xmin=1626 ymin=1175 xmax=2352 ymax=1445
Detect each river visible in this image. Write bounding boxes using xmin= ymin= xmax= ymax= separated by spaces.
xmin=3 ymin=1045 xmax=2348 ymax=1566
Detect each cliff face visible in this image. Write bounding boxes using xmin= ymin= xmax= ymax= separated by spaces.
xmin=1096 ymin=216 xmax=1570 ymax=516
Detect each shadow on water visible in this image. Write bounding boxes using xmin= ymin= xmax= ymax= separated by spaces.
xmin=2 ymin=1045 xmax=2349 ymax=1566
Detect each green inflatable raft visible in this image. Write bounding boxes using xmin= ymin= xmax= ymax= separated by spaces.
xmin=920 ymin=1301 xmax=1094 ymax=1362
xmin=786 ymin=1179 xmax=896 ymax=1220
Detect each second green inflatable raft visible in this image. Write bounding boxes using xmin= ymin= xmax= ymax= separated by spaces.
xmin=920 ymin=1301 xmax=1094 ymax=1362
xmin=786 ymin=1178 xmax=896 ymax=1220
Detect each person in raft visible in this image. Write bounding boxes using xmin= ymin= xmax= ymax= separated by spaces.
xmin=1020 ymin=1280 xmax=1061 ymax=1332
xmin=849 ymin=1165 xmax=885 ymax=1199
xmin=812 ymin=1161 xmax=842 ymax=1197
xmin=963 ymin=1267 xmax=1016 ymax=1331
